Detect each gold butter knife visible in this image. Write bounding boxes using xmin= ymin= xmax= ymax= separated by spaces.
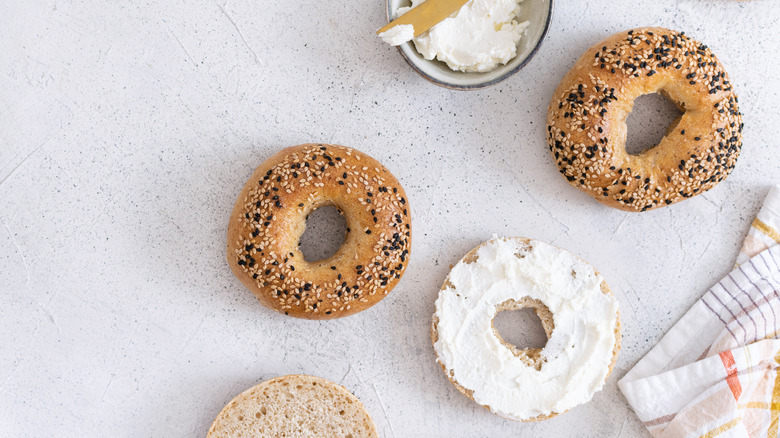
xmin=376 ymin=0 xmax=471 ymax=38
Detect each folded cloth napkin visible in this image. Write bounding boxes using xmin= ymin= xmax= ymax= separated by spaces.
xmin=619 ymin=186 xmax=780 ymax=438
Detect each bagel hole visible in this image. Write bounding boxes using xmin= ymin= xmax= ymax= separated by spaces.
xmin=625 ymin=93 xmax=683 ymax=155
xmin=299 ymin=205 xmax=348 ymax=262
xmin=493 ymin=307 xmax=548 ymax=353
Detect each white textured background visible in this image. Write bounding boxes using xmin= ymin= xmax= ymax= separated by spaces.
xmin=2 ymin=0 xmax=780 ymax=436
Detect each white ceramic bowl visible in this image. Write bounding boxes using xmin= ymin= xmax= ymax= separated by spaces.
xmin=386 ymin=0 xmax=554 ymax=90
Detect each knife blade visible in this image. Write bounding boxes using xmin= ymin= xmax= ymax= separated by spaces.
xmin=376 ymin=0 xmax=471 ymax=38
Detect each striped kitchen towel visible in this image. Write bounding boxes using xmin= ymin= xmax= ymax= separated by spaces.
xmin=619 ymin=186 xmax=780 ymax=438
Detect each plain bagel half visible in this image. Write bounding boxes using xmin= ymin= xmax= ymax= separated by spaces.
xmin=208 ymin=375 xmax=378 ymax=438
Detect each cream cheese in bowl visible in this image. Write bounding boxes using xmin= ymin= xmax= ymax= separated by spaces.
xmin=381 ymin=0 xmax=530 ymax=73
xmin=381 ymin=0 xmax=553 ymax=89
xmin=378 ymin=24 xmax=415 ymax=46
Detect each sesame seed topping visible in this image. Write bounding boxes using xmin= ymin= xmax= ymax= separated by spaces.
xmin=231 ymin=144 xmax=412 ymax=316
xmin=547 ymin=28 xmax=742 ymax=212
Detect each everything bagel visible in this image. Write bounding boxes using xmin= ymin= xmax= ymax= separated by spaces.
xmin=547 ymin=27 xmax=743 ymax=212
xmin=227 ymin=144 xmax=411 ymax=319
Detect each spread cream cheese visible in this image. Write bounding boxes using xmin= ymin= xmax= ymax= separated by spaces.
xmin=378 ymin=24 xmax=415 ymax=47
xmin=383 ymin=0 xmax=530 ymax=73
xmin=433 ymin=237 xmax=619 ymax=420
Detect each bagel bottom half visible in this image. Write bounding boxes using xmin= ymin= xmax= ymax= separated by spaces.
xmin=432 ymin=237 xmax=621 ymax=421
xmin=208 ymin=375 xmax=378 ymax=437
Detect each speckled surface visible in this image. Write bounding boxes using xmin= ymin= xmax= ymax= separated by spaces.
xmin=2 ymin=1 xmax=779 ymax=437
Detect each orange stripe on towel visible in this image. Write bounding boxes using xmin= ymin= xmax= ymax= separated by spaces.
xmin=719 ymin=351 xmax=742 ymax=401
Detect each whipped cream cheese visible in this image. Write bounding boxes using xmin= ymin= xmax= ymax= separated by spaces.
xmin=433 ymin=237 xmax=619 ymax=420
xmin=378 ymin=24 xmax=415 ymax=47
xmin=383 ymin=0 xmax=530 ymax=72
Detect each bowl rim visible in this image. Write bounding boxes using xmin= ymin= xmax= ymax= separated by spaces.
xmin=386 ymin=0 xmax=555 ymax=90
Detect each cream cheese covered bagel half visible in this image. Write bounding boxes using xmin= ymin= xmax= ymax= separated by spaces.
xmin=432 ymin=237 xmax=621 ymax=421
xmin=227 ymin=144 xmax=411 ymax=319
xmin=547 ymin=27 xmax=743 ymax=212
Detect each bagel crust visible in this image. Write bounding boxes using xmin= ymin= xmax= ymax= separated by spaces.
xmin=431 ymin=238 xmax=621 ymax=421
xmin=547 ymin=28 xmax=743 ymax=212
xmin=207 ymin=375 xmax=378 ymax=438
xmin=227 ymin=144 xmax=411 ymax=319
